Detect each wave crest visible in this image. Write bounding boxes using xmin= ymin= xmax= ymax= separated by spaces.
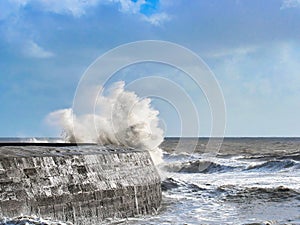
xmin=162 ymin=160 xmax=236 ymax=173
xmin=47 ymin=81 xmax=164 ymax=164
xmin=245 ymin=159 xmax=299 ymax=172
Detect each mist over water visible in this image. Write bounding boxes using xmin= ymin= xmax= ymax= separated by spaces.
xmin=47 ymin=81 xmax=164 ymax=164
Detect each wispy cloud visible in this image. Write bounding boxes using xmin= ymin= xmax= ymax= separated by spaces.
xmin=114 ymin=0 xmax=171 ymax=26
xmin=213 ymin=41 xmax=300 ymax=97
xmin=205 ymin=45 xmax=258 ymax=59
xmin=114 ymin=0 xmax=144 ymax=14
xmin=0 ymin=0 xmax=171 ymax=25
xmin=35 ymin=0 xmax=100 ymax=17
xmin=280 ymin=0 xmax=300 ymax=9
xmin=23 ymin=41 xmax=55 ymax=58
xmin=0 ymin=0 xmax=27 ymax=20
xmin=142 ymin=12 xmax=170 ymax=26
xmin=0 ymin=0 xmax=171 ymax=58
xmin=0 ymin=0 xmax=100 ymax=18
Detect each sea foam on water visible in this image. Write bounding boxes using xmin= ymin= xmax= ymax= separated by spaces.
xmin=47 ymin=81 xmax=164 ymax=164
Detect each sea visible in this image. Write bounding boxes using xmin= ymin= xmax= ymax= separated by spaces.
xmin=0 ymin=137 xmax=299 ymax=225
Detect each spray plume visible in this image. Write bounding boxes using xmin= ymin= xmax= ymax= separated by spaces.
xmin=47 ymin=81 xmax=164 ymax=164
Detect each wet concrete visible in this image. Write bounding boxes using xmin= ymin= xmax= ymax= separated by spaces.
xmin=0 ymin=144 xmax=161 ymax=224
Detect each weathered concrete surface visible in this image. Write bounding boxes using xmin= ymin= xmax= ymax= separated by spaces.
xmin=0 ymin=144 xmax=162 ymax=224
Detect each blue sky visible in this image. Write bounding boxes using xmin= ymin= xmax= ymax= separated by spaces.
xmin=0 ymin=0 xmax=300 ymax=137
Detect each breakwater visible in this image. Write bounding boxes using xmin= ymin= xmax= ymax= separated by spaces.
xmin=0 ymin=143 xmax=162 ymax=224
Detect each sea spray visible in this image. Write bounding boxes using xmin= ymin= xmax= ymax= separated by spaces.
xmin=47 ymin=81 xmax=164 ymax=164
xmin=0 ymin=215 xmax=73 ymax=225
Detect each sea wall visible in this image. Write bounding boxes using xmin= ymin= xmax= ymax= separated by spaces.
xmin=0 ymin=144 xmax=162 ymax=224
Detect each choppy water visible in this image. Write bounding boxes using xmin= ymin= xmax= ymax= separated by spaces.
xmin=138 ymin=138 xmax=300 ymax=225
xmin=0 ymin=138 xmax=300 ymax=224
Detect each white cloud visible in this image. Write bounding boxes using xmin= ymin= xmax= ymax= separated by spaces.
xmin=142 ymin=12 xmax=170 ymax=26
xmin=11 ymin=0 xmax=28 ymax=6
xmin=23 ymin=41 xmax=55 ymax=58
xmin=112 ymin=0 xmax=170 ymax=26
xmin=38 ymin=0 xmax=148 ymax=17
xmin=281 ymin=0 xmax=300 ymax=9
xmin=0 ymin=0 xmax=101 ymax=19
xmin=213 ymin=41 xmax=300 ymax=97
xmin=0 ymin=0 xmax=170 ymax=59
xmin=113 ymin=0 xmax=144 ymax=14
xmin=209 ymin=41 xmax=300 ymax=136
xmin=0 ymin=0 xmax=171 ymax=24
xmin=35 ymin=0 xmax=100 ymax=17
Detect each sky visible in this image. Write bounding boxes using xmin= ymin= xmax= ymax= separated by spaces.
xmin=0 ymin=0 xmax=300 ymax=137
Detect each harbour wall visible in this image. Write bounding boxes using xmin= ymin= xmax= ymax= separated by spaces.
xmin=0 ymin=144 xmax=162 ymax=224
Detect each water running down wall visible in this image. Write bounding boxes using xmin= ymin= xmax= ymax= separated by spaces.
xmin=0 ymin=144 xmax=162 ymax=224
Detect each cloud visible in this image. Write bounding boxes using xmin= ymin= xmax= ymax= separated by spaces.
xmin=0 ymin=0 xmax=170 ymax=25
xmin=113 ymin=0 xmax=170 ymax=26
xmin=39 ymin=0 xmax=149 ymax=17
xmin=204 ymin=45 xmax=258 ymax=59
xmin=213 ymin=41 xmax=300 ymax=99
xmin=0 ymin=0 xmax=27 ymax=20
xmin=208 ymin=41 xmax=300 ymax=136
xmin=0 ymin=0 xmax=173 ymax=47
xmin=281 ymin=0 xmax=300 ymax=9
xmin=23 ymin=41 xmax=55 ymax=58
xmin=142 ymin=12 xmax=170 ymax=26
xmin=114 ymin=0 xmax=143 ymax=14
xmin=0 ymin=0 xmax=96 ymax=18
xmin=35 ymin=0 xmax=101 ymax=17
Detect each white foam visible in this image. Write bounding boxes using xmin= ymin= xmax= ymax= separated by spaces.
xmin=47 ymin=81 xmax=164 ymax=164
xmin=0 ymin=215 xmax=73 ymax=225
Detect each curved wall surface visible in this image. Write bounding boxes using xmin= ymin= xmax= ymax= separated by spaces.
xmin=0 ymin=144 xmax=162 ymax=224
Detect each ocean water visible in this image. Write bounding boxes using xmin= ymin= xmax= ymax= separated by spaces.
xmin=136 ymin=137 xmax=300 ymax=225
xmin=0 ymin=137 xmax=299 ymax=225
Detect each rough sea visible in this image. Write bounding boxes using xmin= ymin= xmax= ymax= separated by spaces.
xmin=0 ymin=137 xmax=299 ymax=225
xmin=151 ymin=138 xmax=300 ymax=225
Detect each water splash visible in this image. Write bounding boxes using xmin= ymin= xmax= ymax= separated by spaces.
xmin=0 ymin=215 xmax=73 ymax=225
xmin=47 ymin=81 xmax=164 ymax=164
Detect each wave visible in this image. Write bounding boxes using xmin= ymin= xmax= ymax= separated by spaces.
xmin=163 ymin=152 xmax=197 ymax=162
xmin=26 ymin=138 xmax=49 ymax=143
xmin=162 ymin=150 xmax=300 ymax=174
xmin=245 ymin=159 xmax=299 ymax=172
xmin=233 ymin=151 xmax=300 ymax=162
xmin=278 ymin=152 xmax=300 ymax=161
xmin=244 ymin=220 xmax=280 ymax=225
xmin=218 ymin=185 xmax=300 ymax=203
xmin=0 ymin=215 xmax=72 ymax=225
xmin=162 ymin=160 xmax=237 ymax=173
xmin=162 ymin=176 xmax=300 ymax=203
xmin=47 ymin=81 xmax=164 ymax=164
xmin=161 ymin=177 xmax=205 ymax=192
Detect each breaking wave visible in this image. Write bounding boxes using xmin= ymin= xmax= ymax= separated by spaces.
xmin=161 ymin=177 xmax=205 ymax=192
xmin=47 ymin=81 xmax=164 ymax=164
xmin=161 ymin=156 xmax=299 ymax=174
xmin=0 ymin=215 xmax=72 ymax=225
xmin=162 ymin=160 xmax=237 ymax=173
xmin=245 ymin=159 xmax=300 ymax=172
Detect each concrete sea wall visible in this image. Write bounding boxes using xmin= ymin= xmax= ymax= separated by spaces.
xmin=0 ymin=144 xmax=162 ymax=224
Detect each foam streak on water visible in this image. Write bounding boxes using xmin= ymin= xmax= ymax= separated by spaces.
xmin=0 ymin=215 xmax=72 ymax=225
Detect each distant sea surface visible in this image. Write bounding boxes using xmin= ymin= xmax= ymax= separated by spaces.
xmin=0 ymin=137 xmax=299 ymax=225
